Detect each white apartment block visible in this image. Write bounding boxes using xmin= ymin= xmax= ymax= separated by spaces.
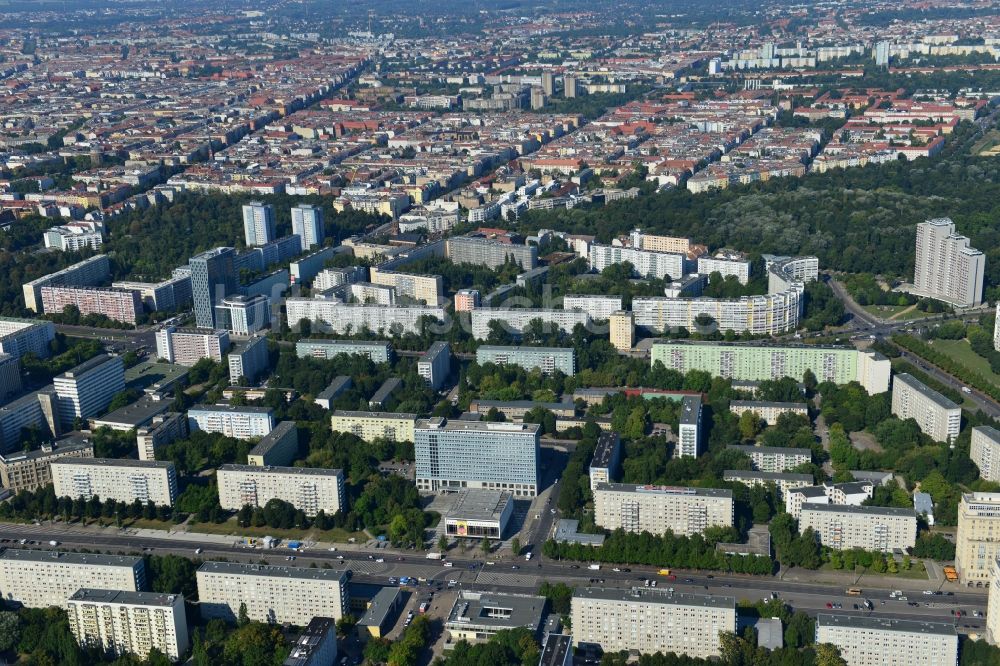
xmin=155 ymin=326 xmax=229 ymax=366
xmin=815 ymin=614 xmax=957 ymax=666
xmin=285 ymin=298 xmax=445 ymax=337
xmin=913 ymin=217 xmax=984 ymax=307
xmin=243 ymin=202 xmax=276 ymax=247
xmin=955 ymin=492 xmax=1000 ymax=584
xmin=0 ymin=549 xmax=144 ymax=608
xmin=971 ymin=426 xmax=1000 ymax=482
xmin=291 ymin=204 xmax=324 ymax=251
xmin=469 ymin=307 xmax=590 ymax=340
xmin=677 ymin=396 xmax=702 ymax=458
xmin=53 ymin=354 xmax=125 ymax=429
xmin=632 ymin=287 xmax=803 ymax=336
xmin=217 ymin=464 xmax=344 ymax=517
xmin=187 ymin=405 xmax=275 ymax=439
xmin=785 ymin=481 xmax=874 ymax=519
xmin=571 ymin=588 xmax=736 ymax=659
xmin=313 ymin=266 xmax=367 ymax=291
xmin=562 ymin=295 xmax=623 ymax=321
xmin=417 ymin=341 xmax=450 ymax=390
xmin=729 ymin=400 xmax=808 ymax=426
xmin=593 ymin=484 xmax=733 ymax=536
xmin=799 ymin=504 xmax=917 ymax=552
xmin=588 ymin=244 xmax=684 ymax=280
xmin=43 ymin=224 xmax=104 ymax=252
xmin=722 ymin=470 xmax=813 ymax=499
xmin=369 ymin=268 xmax=444 ymax=307
xmin=51 ymin=458 xmax=178 ymax=506
xmin=197 ymin=562 xmax=348 ymax=625
xmin=67 ymin=589 xmax=188 ymax=662
xmin=727 ymin=445 xmax=811 ymax=473
xmin=0 ymin=317 xmax=56 ymax=360
xmin=698 ymin=252 xmax=751 ymax=285
xmin=330 ymin=411 xmax=417 ymax=443
xmin=111 ymin=274 xmax=192 ymax=312
xmin=345 ymin=282 xmax=396 ymax=306
xmin=215 ymin=295 xmax=270 ymax=336
xmin=988 ymin=558 xmax=1000 ymax=644
xmin=891 ymin=373 xmax=961 ymax=443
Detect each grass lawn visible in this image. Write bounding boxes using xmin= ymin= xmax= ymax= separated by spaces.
xmin=862 ymin=304 xmax=911 ymax=319
xmin=186 ymin=518 xmax=366 ymax=543
xmin=928 ymin=339 xmax=1000 ymax=389
xmin=820 ymin=561 xmax=927 ymax=580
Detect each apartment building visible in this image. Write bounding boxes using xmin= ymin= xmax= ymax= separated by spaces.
xmin=285 ymin=299 xmax=444 ymax=337
xmin=593 ymin=484 xmax=734 ymax=536
xmin=446 ymin=236 xmax=537 ymax=270
xmin=677 ymin=396 xmax=703 ymax=458
xmin=632 ymin=288 xmax=804 ymax=336
xmin=698 ymin=251 xmax=751 ymax=285
xmin=589 ymin=432 xmax=622 ymax=492
xmin=314 ymin=376 xmax=352 ymax=410
xmin=67 ymin=589 xmax=188 ymax=662
xmin=630 ymin=231 xmax=690 ymax=254
xmin=729 ymin=400 xmax=808 ymax=425
xmin=313 ymin=266 xmax=367 ymax=291
xmin=23 ymin=254 xmax=111 ymax=312
xmin=470 ymin=307 xmax=590 ymax=341
xmin=414 ymin=418 xmax=540 ymax=496
xmin=53 ymin=354 xmax=125 ymax=429
xmin=196 ymin=562 xmax=348 ymax=625
xmin=247 ymin=421 xmax=299 ymax=467
xmin=137 ymin=413 xmax=188 ymax=462
xmin=218 ymin=464 xmax=344 ymax=516
xmin=0 ymin=549 xmax=144 ymax=608
xmin=971 ymin=425 xmax=1000 ymax=482
xmin=369 ymin=269 xmax=444 ymax=306
xmin=229 ymin=336 xmax=269 ymax=384
xmin=651 ymin=341 xmax=891 ymax=394
xmin=243 ymin=202 xmax=276 ymax=247
xmin=563 ymin=295 xmax=623 ymax=321
xmin=955 ymin=492 xmax=1000 ymax=584
xmin=189 ymin=247 xmax=237 ymax=329
xmin=588 ymin=244 xmax=684 ymax=280
xmin=417 ymin=341 xmax=450 ymax=390
xmin=0 ymin=435 xmax=94 ymax=493
xmin=475 ymin=345 xmax=576 ymax=376
xmin=51 ymin=457 xmax=178 ymax=506
xmin=785 ymin=481 xmax=874 ymax=519
xmin=155 ymin=326 xmax=229 ymax=366
xmin=727 ymin=445 xmax=811 ymax=472
xmin=0 ymin=353 xmax=21 ymax=403
xmin=814 ymin=614 xmax=958 ymax=666
xmin=44 ymin=224 xmax=103 ymax=252
xmin=0 ymin=317 xmax=56 ymax=360
xmin=40 ymin=286 xmax=143 ymax=324
xmin=798 ymin=504 xmax=917 ymax=552
xmin=295 ymin=339 xmax=393 ymax=364
xmin=291 ymin=204 xmax=324 ymax=251
xmin=330 ymin=411 xmax=416 ymax=443
xmin=722 ymin=470 xmax=813 ymax=499
xmin=215 ymin=295 xmax=270 ymax=335
xmin=891 ymin=373 xmax=961 ymax=443
xmin=571 ymin=587 xmax=736 ymax=659
xmin=913 ymin=217 xmax=984 ymax=307
xmin=609 ymin=311 xmax=634 ymax=351
xmin=187 ymin=405 xmax=275 ymax=439
xmin=454 ymin=289 xmax=480 ymax=312
xmin=988 ymin=558 xmax=1000 ymax=644
xmin=285 ymin=617 xmax=338 ymax=666
xmin=112 ymin=274 xmax=192 ymax=312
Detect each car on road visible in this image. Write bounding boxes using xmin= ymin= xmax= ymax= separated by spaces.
xmin=613 ymin=567 xmax=621 ymax=572
xmin=375 ymin=558 xmax=384 ymax=563
xmin=195 ymin=548 xmax=202 ymax=555
xmin=569 ymin=564 xmax=580 ymax=569
xmin=511 ymin=565 xmax=520 ymax=569
xmin=922 ymin=590 xmax=934 ymax=595
xmin=826 ymin=603 xmax=833 ymax=609
xmin=443 ymin=562 xmax=453 ymax=567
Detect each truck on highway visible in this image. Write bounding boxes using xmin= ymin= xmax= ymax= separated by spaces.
xmin=658 ymin=569 xmax=671 ymax=576
xmin=426 ymin=552 xmax=443 ymax=560
xmin=588 ymin=564 xmax=600 ymax=570
xmin=48 ymin=540 xmax=59 ymax=547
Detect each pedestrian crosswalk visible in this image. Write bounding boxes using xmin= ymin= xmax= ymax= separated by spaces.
xmin=475 ymin=571 xmax=539 ymax=588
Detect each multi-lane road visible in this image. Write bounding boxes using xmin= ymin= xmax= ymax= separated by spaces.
xmin=0 ymin=523 xmax=987 ymax=635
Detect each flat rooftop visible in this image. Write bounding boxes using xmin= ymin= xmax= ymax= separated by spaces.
xmin=816 ymin=612 xmax=956 ymax=636
xmin=316 ymin=376 xmax=352 ymax=401
xmin=188 ymin=404 xmax=274 ymax=414
xmin=723 ymin=470 xmax=813 ymax=483
xmin=594 ymin=483 xmax=732 ymax=499
xmin=219 ymin=464 xmax=342 ymax=478
xmin=0 ymin=435 xmax=93 ymax=463
xmin=297 ymin=339 xmax=390 ymax=348
xmin=445 ymin=489 xmax=512 ymax=522
xmin=285 ymin=617 xmax=337 ymax=666
xmin=539 ymin=634 xmax=572 ymax=666
xmin=652 ymin=339 xmax=876 ymax=354
xmin=197 ymin=561 xmax=347 ymax=582
xmin=0 ymin=548 xmax=142 ymax=568
xmin=51 ymin=456 xmax=174 ymax=470
xmin=248 ymin=421 xmax=297 ymax=455
xmin=680 ymin=395 xmax=701 ymax=425
xmin=800 ymin=503 xmax=916 ymax=518
xmin=358 ymin=587 xmax=401 ymax=628
xmin=124 ymin=361 xmax=189 ymax=393
xmin=69 ymin=588 xmax=181 ymax=607
xmin=894 ymin=373 xmax=960 ymax=410
xmin=728 ymin=444 xmax=812 ymax=457
xmin=590 ymin=432 xmax=620 ymax=469
xmin=574 ymin=587 xmax=735 ymax=610
xmin=416 ymin=417 xmax=540 ymax=435
xmin=331 ymin=410 xmax=416 ymax=420
xmin=56 ymin=353 xmax=117 ymax=379
xmin=446 ymin=591 xmax=545 ymax=632
xmin=731 ymin=400 xmax=808 ymax=410
xmin=92 ymin=394 xmax=171 ymax=428
xmin=477 ymin=345 xmax=574 ymax=355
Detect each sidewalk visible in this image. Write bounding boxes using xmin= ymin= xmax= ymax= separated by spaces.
xmin=778 ymin=559 xmax=951 ymax=592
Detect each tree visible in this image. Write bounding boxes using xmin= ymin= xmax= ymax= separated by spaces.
xmin=511 ymin=537 xmax=522 ymax=556
xmin=237 ymin=602 xmax=249 ymax=627
xmin=481 ymin=537 xmax=491 ymax=555
xmin=816 ymin=643 xmax=848 ymax=666
xmin=0 ymin=611 xmax=19 ymax=652
xmin=738 ymin=410 xmax=763 ymax=440
xmin=438 ymin=534 xmax=449 ymax=553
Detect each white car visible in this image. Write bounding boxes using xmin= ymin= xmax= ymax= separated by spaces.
xmin=443 ymin=561 xmax=453 ymax=567
xmin=375 ymin=558 xmax=384 ymax=563
xmin=922 ymin=590 xmax=934 ymax=595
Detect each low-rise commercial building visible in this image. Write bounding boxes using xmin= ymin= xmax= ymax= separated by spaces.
xmin=955 ymin=492 xmax=1000 ymax=584
xmin=443 ymin=489 xmax=514 ymax=540
xmin=0 ymin=549 xmax=144 ymax=608
xmin=197 ymin=561 xmax=348 ymax=625
xmin=571 ymin=587 xmax=736 ymax=658
xmin=67 ymin=589 xmax=188 ymax=662
xmin=0 ymin=435 xmax=95 ymax=493
xmin=814 ymin=613 xmax=958 ymax=666
xmin=729 ymin=400 xmax=808 ymax=425
xmin=51 ymin=457 xmax=178 ymax=507
xmin=295 ymin=339 xmax=393 ymax=364
xmin=187 ymin=405 xmax=275 ymax=439
xmin=330 ymin=411 xmax=416 ymax=443
xmin=727 ymin=445 xmax=811 ymax=472
xmin=475 ymin=345 xmax=575 ymax=376
xmin=593 ymin=484 xmax=734 ymax=536
xmin=445 ymin=591 xmax=546 ymax=644
xmin=217 ymin=464 xmax=344 ymax=517
xmin=971 ymin=426 xmax=1000 ymax=483
xmin=799 ymin=504 xmax=917 ymax=552
xmin=891 ymin=373 xmax=961 ymax=443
